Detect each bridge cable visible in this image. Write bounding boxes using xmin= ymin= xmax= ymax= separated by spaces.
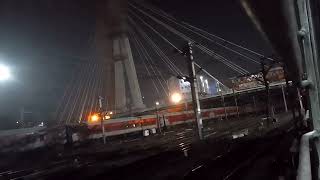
xmin=78 ymin=64 xmax=98 ymax=122
xmin=55 ymin=65 xmax=79 ymax=124
xmin=130 ymin=4 xmax=249 ymax=74
xmin=66 ymin=64 xmax=90 ymax=124
xmin=87 ymin=64 xmax=100 ymax=118
xmin=128 ymin=12 xmax=229 ymax=89
xmin=131 ymin=17 xmax=230 ymax=91
xmin=135 ymin=1 xmax=274 ymax=63
xmin=129 ymin=31 xmax=162 ymax=97
xmin=58 ymin=64 xmax=86 ymax=124
xmin=129 ymin=28 xmax=169 ymax=96
xmin=129 ymin=15 xmax=187 ymax=77
xmin=129 ymin=4 xmax=249 ymax=75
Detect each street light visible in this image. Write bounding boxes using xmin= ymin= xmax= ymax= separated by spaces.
xmin=155 ymin=101 xmax=161 ymax=134
xmin=171 ymin=93 xmax=182 ymax=103
xmin=0 ymin=64 xmax=10 ymax=81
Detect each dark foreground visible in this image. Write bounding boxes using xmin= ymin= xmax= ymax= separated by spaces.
xmin=0 ymin=113 xmax=296 ymax=180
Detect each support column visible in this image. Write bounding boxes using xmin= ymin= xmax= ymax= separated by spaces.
xmin=121 ymin=36 xmax=145 ymax=109
xmin=114 ymin=60 xmax=127 ymax=111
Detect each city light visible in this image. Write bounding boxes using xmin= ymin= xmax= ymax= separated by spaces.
xmin=109 ymin=111 xmax=113 ymax=115
xmin=105 ymin=115 xmax=111 ymax=120
xmin=171 ymin=93 xmax=182 ymax=103
xmin=90 ymin=114 xmax=100 ymax=122
xmin=0 ymin=64 xmax=10 ymax=81
xmin=155 ymin=101 xmax=159 ymax=106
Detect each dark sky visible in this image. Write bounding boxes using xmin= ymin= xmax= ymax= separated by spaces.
xmin=130 ymin=0 xmax=273 ymax=106
xmin=151 ymin=0 xmax=272 ymax=55
xmin=0 ymin=0 xmax=273 ymax=129
xmin=0 ymin=0 xmax=95 ymax=128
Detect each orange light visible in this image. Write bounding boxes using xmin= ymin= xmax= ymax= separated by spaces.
xmin=90 ymin=114 xmax=100 ymax=122
xmin=171 ymin=92 xmax=182 ymax=103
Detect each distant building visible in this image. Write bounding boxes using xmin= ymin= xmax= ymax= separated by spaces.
xmin=168 ymin=75 xmax=218 ymax=101
xmin=231 ymin=66 xmax=285 ymax=90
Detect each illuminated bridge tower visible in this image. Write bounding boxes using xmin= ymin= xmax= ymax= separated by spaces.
xmin=95 ymin=0 xmax=145 ymax=112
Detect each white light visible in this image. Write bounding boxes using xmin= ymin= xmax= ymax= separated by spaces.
xmin=16 ymin=121 xmax=19 ymax=124
xmin=171 ymin=93 xmax=182 ymax=103
xmin=39 ymin=122 xmax=44 ymax=127
xmin=155 ymin=101 xmax=159 ymax=106
xmin=0 ymin=65 xmax=10 ymax=81
xmin=200 ymin=76 xmax=203 ymax=80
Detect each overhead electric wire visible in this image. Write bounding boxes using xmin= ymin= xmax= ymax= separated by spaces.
xmin=136 ymin=3 xmax=259 ymax=64
xmin=129 ymin=3 xmax=249 ymax=74
xmin=135 ymin=1 xmax=274 ymax=62
xmin=181 ymin=22 xmax=275 ymax=62
xmin=129 ymin=4 xmax=249 ymax=75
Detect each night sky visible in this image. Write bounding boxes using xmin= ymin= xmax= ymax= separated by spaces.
xmin=0 ymin=0 xmax=273 ymax=129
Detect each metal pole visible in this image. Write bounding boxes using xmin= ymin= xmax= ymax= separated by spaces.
xmin=253 ymin=96 xmax=257 ymax=115
xmin=162 ymin=114 xmax=167 ymax=131
xmin=233 ymin=89 xmax=239 ymax=118
xmin=219 ymin=83 xmax=228 ymax=120
xmin=186 ymin=42 xmax=203 ymax=140
xmin=155 ymin=105 xmax=161 ymax=134
xmin=99 ymin=96 xmax=106 ymax=144
xmin=262 ymin=63 xmax=270 ymax=120
xmin=281 ymin=85 xmax=288 ymax=112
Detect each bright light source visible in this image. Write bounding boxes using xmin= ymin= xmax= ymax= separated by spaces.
xmin=109 ymin=111 xmax=113 ymax=115
xmin=171 ymin=93 xmax=182 ymax=103
xmin=205 ymin=79 xmax=209 ymax=89
xmin=105 ymin=115 xmax=111 ymax=120
xmin=0 ymin=65 xmax=10 ymax=81
xmin=200 ymin=76 xmax=203 ymax=80
xmin=16 ymin=121 xmax=19 ymax=124
xmin=155 ymin=101 xmax=159 ymax=106
xmin=90 ymin=114 xmax=100 ymax=122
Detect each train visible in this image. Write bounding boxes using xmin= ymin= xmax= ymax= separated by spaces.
xmin=86 ymin=104 xmax=259 ymax=139
xmin=86 ymin=83 xmax=288 ymax=139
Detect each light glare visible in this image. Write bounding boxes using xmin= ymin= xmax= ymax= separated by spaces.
xmin=171 ymin=93 xmax=182 ymax=103
xmin=0 ymin=65 xmax=10 ymax=81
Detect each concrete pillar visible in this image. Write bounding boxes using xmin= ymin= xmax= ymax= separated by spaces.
xmin=121 ymin=36 xmax=145 ymax=109
xmin=114 ymin=60 xmax=127 ymax=111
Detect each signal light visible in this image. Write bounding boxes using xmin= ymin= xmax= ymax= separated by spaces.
xmin=90 ymin=114 xmax=100 ymax=122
